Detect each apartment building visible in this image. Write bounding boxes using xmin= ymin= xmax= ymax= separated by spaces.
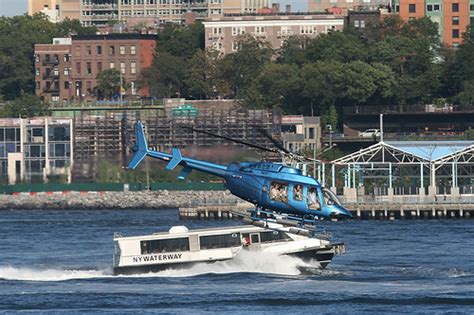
xmin=28 ymin=0 xmax=60 ymax=22
xmin=0 ymin=117 xmax=73 ymax=184
xmin=392 ymin=0 xmax=474 ymax=47
xmin=35 ymin=38 xmax=73 ymax=103
xmin=29 ymin=0 xmax=270 ymax=26
xmin=203 ymin=13 xmax=345 ymax=54
xmin=308 ymin=0 xmax=388 ymax=12
xmin=34 ymin=34 xmax=157 ymax=102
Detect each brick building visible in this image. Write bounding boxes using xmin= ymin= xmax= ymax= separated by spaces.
xmin=392 ymin=0 xmax=474 ymax=47
xmin=203 ymin=13 xmax=345 ymax=55
xmin=35 ymin=34 xmax=157 ymax=102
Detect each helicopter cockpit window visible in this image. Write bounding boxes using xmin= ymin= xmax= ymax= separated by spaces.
xmin=307 ymin=186 xmax=321 ymax=210
xmin=293 ymin=184 xmax=303 ymax=201
xmin=322 ymin=188 xmax=342 ymax=206
xmin=269 ymin=182 xmax=288 ymax=203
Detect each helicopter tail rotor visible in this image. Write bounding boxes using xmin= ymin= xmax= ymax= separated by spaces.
xmin=127 ymin=121 xmax=149 ymax=169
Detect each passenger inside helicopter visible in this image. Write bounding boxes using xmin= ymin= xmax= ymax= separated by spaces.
xmin=269 ymin=182 xmax=288 ymax=203
xmin=293 ymin=184 xmax=303 ymax=201
xmin=307 ymin=187 xmax=321 ymax=210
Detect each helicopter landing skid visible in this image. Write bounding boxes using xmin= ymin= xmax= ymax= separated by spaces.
xmin=230 ymin=209 xmax=320 ymax=238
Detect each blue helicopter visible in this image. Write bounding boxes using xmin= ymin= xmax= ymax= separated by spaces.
xmin=128 ymin=121 xmax=352 ymax=224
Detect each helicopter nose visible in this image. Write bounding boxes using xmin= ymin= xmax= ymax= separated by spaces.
xmin=329 ymin=207 xmax=353 ymax=220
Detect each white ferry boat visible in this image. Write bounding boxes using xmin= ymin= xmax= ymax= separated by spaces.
xmin=113 ymin=224 xmax=345 ymax=275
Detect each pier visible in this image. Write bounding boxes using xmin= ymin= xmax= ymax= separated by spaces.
xmin=178 ymin=201 xmax=474 ymax=220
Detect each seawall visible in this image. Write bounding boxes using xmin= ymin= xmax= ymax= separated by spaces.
xmin=0 ymin=190 xmax=240 ymax=210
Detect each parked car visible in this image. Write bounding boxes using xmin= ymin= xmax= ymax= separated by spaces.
xmin=359 ymin=129 xmax=381 ymax=138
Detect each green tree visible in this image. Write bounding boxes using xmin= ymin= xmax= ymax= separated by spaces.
xmin=241 ymin=63 xmax=302 ymax=111
xmin=140 ymin=52 xmax=186 ymax=98
xmin=157 ymin=22 xmax=204 ymax=58
xmin=219 ymin=35 xmax=273 ymax=98
xmin=277 ymin=36 xmax=310 ymax=66
xmin=56 ymin=18 xmax=97 ymax=36
xmin=183 ymin=49 xmax=222 ymax=99
xmin=1 ymin=94 xmax=49 ymax=118
xmin=96 ymin=69 xmax=127 ymax=99
xmin=306 ymin=30 xmax=368 ymax=63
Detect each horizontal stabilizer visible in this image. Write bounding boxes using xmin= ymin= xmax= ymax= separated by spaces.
xmin=178 ymin=167 xmax=192 ymax=180
xmin=127 ymin=121 xmax=149 ymax=169
xmin=166 ymin=148 xmax=183 ymax=170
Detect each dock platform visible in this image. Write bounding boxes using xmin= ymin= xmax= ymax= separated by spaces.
xmin=179 ymin=202 xmax=474 ymax=220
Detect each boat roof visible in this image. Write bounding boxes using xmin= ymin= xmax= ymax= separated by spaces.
xmin=114 ymin=225 xmax=269 ymax=241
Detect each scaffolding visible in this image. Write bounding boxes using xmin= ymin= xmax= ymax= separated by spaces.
xmin=72 ymin=108 xmax=281 ymax=181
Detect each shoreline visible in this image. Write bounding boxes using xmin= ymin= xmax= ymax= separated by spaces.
xmin=0 ymin=190 xmax=241 ymax=210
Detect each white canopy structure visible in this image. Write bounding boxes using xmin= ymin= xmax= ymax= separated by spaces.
xmin=325 ymin=141 xmax=474 ymax=202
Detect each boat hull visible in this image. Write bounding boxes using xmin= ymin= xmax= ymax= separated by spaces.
xmin=113 ymin=244 xmax=342 ymax=275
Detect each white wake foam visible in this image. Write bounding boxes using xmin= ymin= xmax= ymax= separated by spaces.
xmin=0 ymin=266 xmax=110 ymax=282
xmin=136 ymin=251 xmax=316 ymax=277
xmin=0 ymin=252 xmax=323 ymax=281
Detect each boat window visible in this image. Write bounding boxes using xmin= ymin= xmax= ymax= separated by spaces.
xmin=307 ymin=186 xmax=321 ymax=210
xmin=200 ymin=233 xmax=241 ymax=249
xmin=323 ymin=188 xmax=342 ymax=206
xmin=141 ymin=237 xmax=189 ymax=255
xmin=260 ymin=231 xmax=291 ymax=243
xmin=269 ymin=181 xmax=288 ymax=203
xmin=293 ymin=184 xmax=303 ymax=201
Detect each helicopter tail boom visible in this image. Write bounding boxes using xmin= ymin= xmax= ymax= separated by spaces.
xmin=127 ymin=122 xmax=228 ymax=179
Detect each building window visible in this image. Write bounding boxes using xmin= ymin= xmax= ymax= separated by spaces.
xmin=130 ymin=45 xmax=136 ymax=55
xmin=360 ymin=20 xmax=366 ymax=28
xmin=86 ymin=45 xmax=92 ymax=55
xmin=453 ymin=29 xmax=459 ymax=38
xmin=434 ymin=4 xmax=440 ymax=11
xmin=212 ymin=27 xmax=222 ymax=36
xmin=36 ymin=81 xmax=40 ymax=89
xmin=63 ymin=54 xmax=70 ymax=62
xmin=64 ymin=81 xmax=70 ymax=89
xmin=131 ymin=61 xmax=136 ymax=74
xmin=300 ymin=25 xmax=315 ymax=34
xmin=255 ymin=26 xmax=265 ymax=35
xmin=97 ymin=46 xmax=102 ymax=55
xmin=86 ymin=62 xmax=92 ymax=75
xmin=74 ymin=46 xmax=81 ymax=57
xmin=109 ymin=45 xmax=115 ymax=55
xmin=76 ymin=62 xmax=81 ymax=75
xmin=427 ymin=4 xmax=432 ymax=11
xmin=120 ymin=45 xmax=126 ymax=55
xmin=453 ymin=16 xmax=459 ymax=25
xmin=35 ymin=69 xmax=40 ymax=76
xmin=452 ymin=3 xmax=459 ymax=12
xmin=232 ymin=27 xmax=245 ymax=36
xmin=453 ymin=42 xmax=459 ymax=48
xmin=97 ymin=62 xmax=102 ymax=73
xmin=120 ymin=62 xmax=126 ymax=74
xmin=471 ymin=4 xmax=474 ymax=10
xmin=64 ymin=68 xmax=70 ymax=76
xmin=232 ymin=41 xmax=239 ymax=51
xmin=109 ymin=62 xmax=115 ymax=69
xmin=409 ymin=4 xmax=416 ymax=13
xmin=354 ymin=20 xmax=360 ymax=27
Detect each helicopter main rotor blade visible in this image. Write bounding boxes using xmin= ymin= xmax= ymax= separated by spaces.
xmin=182 ymin=126 xmax=279 ymax=154
xmin=255 ymin=127 xmax=291 ymax=154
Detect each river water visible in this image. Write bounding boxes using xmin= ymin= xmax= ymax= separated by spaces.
xmin=0 ymin=209 xmax=473 ymax=314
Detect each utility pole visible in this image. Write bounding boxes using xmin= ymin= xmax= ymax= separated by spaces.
xmin=380 ymin=113 xmax=384 ymax=142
